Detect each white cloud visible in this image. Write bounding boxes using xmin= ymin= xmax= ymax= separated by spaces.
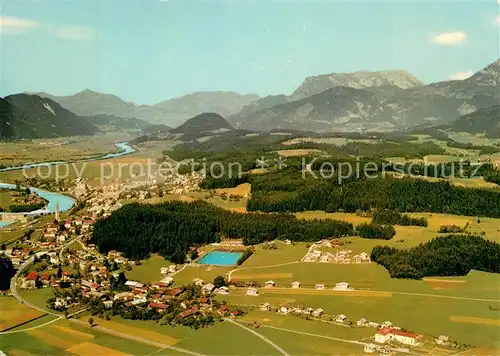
xmin=54 ymin=25 xmax=95 ymax=40
xmin=430 ymin=31 xmax=467 ymax=45
xmin=0 ymin=16 xmax=40 ymax=34
xmin=450 ymin=70 xmax=473 ymax=80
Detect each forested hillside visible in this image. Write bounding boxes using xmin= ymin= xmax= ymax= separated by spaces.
xmin=0 ymin=94 xmax=99 ymax=139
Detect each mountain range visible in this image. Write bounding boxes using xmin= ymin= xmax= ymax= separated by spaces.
xmin=34 ymin=90 xmax=259 ymax=127
xmin=5 ymin=58 xmax=499 ymax=137
xmin=231 ymin=59 xmax=500 ymax=131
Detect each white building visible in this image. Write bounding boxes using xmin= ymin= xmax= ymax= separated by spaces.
xmin=193 ymin=278 xmax=204 ymax=286
xmin=201 ymin=283 xmax=215 ymax=294
xmin=159 ymin=276 xmax=174 ymax=285
xmin=334 ymin=282 xmax=350 ymax=290
xmin=265 ymin=280 xmax=275 ymax=288
xmin=315 ymin=284 xmax=325 ymax=290
xmin=260 ymin=302 xmax=271 ymax=311
xmin=291 ymin=281 xmax=301 ymax=289
xmin=335 ymin=314 xmax=347 ymax=323
xmin=364 ymin=344 xmax=377 ymax=354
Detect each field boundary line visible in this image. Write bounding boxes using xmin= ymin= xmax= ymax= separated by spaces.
xmin=0 ymin=316 xmax=62 ymax=335
xmin=225 ymin=318 xmax=290 ymax=356
xmin=228 ymin=261 xmax=300 ymax=282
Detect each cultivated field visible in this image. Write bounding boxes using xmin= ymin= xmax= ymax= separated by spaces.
xmin=0 ymin=296 xmax=46 ymax=332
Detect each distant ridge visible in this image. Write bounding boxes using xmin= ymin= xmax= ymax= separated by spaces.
xmin=171 ymin=112 xmax=233 ymax=135
xmin=0 ymin=94 xmax=98 ymax=139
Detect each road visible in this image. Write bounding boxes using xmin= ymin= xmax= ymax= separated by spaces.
xmin=6 ymin=239 xmax=204 ymax=356
xmin=224 ymin=318 xmax=290 ymax=356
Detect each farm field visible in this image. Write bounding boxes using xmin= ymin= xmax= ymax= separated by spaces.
xmin=125 ymin=254 xmax=172 ymax=283
xmin=19 ymin=287 xmax=55 ymax=312
xmin=220 ymin=283 xmax=500 ymax=349
xmin=0 ymin=133 xmax=131 ymax=167
xmin=0 ymin=319 xmax=159 ymax=356
xmin=0 ymin=151 xmax=154 ymax=186
xmin=0 ymin=296 xmax=46 ymax=332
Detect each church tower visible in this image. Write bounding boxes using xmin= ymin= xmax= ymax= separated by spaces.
xmin=54 ymin=202 xmax=60 ymax=223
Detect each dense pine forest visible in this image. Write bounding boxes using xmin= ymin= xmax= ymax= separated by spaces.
xmin=91 ymin=201 xmax=354 ymax=262
xmin=370 ymin=235 xmax=500 ymax=279
xmin=247 ymin=175 xmax=500 ymax=217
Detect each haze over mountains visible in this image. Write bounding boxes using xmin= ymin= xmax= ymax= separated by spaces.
xmin=1 ymin=59 xmax=498 ymax=139
xmin=34 ymin=90 xmax=258 ymax=127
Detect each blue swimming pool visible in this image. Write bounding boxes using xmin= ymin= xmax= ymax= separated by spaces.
xmin=197 ymin=251 xmax=243 ymax=266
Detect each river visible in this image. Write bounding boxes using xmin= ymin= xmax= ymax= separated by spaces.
xmin=0 ymin=142 xmax=135 ymax=227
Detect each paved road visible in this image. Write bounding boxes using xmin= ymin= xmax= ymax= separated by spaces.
xmin=224 ymin=318 xmax=290 ymax=356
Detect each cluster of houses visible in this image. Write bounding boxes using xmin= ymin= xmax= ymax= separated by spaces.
xmin=245 ymin=281 xmax=352 ymax=291
xmin=303 ymin=248 xmax=371 ymax=264
xmin=259 ymin=302 xmax=352 ymax=324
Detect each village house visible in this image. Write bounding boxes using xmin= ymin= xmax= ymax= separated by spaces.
xmin=312 ymin=308 xmax=324 ymax=317
xmin=279 ymin=306 xmax=291 ymax=315
xmin=54 ymin=297 xmax=68 ymax=308
xmin=318 ymin=239 xmax=332 ymax=247
xmin=193 ymin=278 xmax=204 ymax=286
xmin=160 ymin=267 xmax=169 ymax=275
xmin=335 ymin=314 xmax=348 ymax=323
xmin=160 ymin=276 xmax=174 ymax=286
xmin=315 ymin=284 xmax=325 ymax=290
xmin=178 ymin=307 xmax=199 ymax=319
xmin=201 ymin=283 xmax=215 ymax=295
xmin=168 ymin=265 xmax=177 ymax=273
xmin=357 ymin=317 xmax=368 ymax=327
xmin=217 ymin=305 xmax=230 ymax=316
xmin=363 ymin=344 xmax=378 ymax=354
xmin=103 ymin=300 xmax=114 ymax=309
xmin=283 ymin=239 xmax=292 ymax=245
xmin=217 ymin=286 xmax=230 ymax=295
xmin=264 ymin=280 xmax=275 ymax=288
xmin=436 ymin=335 xmax=450 ymax=345
xmin=246 ymin=287 xmax=259 ymax=296
xmin=303 ymin=307 xmax=314 ymax=315
xmin=260 ymin=302 xmax=271 ymax=312
xmin=22 ymin=271 xmax=38 ymax=289
xmin=148 ymin=302 xmax=168 ymax=312
xmin=334 ymin=282 xmax=350 ymax=290
xmin=125 ymin=280 xmax=144 ymax=289
xmin=291 ymin=281 xmax=301 ymax=289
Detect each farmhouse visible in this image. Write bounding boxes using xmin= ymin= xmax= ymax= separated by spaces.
xmin=291 ymin=281 xmax=301 ymax=289
xmin=335 ymin=314 xmax=347 ymax=323
xmin=148 ymin=302 xmax=168 ymax=311
xmin=334 ymin=282 xmax=350 ymax=290
xmin=168 ymin=265 xmax=177 ymax=273
xmin=375 ymin=327 xmax=420 ymax=346
xmin=160 ymin=267 xmax=169 ymax=275
xmin=312 ymin=308 xmax=324 ymax=317
xmin=265 ymin=280 xmax=275 ymax=288
xmin=246 ymin=287 xmax=259 ymax=296
xmin=284 ymin=239 xmax=292 ymax=245
xmin=125 ymin=280 xmax=144 ymax=288
xmin=201 ymin=283 xmax=215 ymax=295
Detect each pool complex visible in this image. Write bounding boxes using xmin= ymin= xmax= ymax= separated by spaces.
xmin=197 ymin=251 xmax=243 ymax=266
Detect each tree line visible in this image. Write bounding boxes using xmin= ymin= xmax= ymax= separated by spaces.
xmin=91 ymin=201 xmax=354 ymax=262
xmin=370 ymin=235 xmax=500 ymax=279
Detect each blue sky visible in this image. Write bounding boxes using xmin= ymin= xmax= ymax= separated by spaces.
xmin=1 ymin=0 xmax=499 ymax=104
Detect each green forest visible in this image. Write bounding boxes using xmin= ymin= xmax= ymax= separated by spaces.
xmin=370 ymin=235 xmax=500 ymax=279
xmin=91 ymin=201 xmax=354 ymax=262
